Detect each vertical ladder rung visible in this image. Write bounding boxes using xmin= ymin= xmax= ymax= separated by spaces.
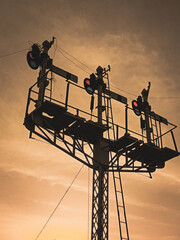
xmin=106 ymin=77 xmax=129 ymax=239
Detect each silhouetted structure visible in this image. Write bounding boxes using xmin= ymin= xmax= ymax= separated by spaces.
xmin=24 ymin=38 xmax=179 ymax=240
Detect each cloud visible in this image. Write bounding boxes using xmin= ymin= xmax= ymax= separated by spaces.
xmin=0 ymin=166 xmax=90 ymax=240
xmin=0 ymin=1 xmax=180 ymax=239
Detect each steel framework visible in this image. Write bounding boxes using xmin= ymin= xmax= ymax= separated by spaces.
xmin=24 ymin=39 xmax=179 ymax=240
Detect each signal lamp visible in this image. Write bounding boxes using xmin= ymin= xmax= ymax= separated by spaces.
xmin=132 ymin=100 xmax=141 ymax=116
xmin=27 ymin=51 xmax=40 ymax=70
xmin=84 ymin=78 xmax=94 ymax=95
xmin=27 ymin=44 xmax=41 ymax=70
xmin=84 ymin=74 xmax=97 ymax=95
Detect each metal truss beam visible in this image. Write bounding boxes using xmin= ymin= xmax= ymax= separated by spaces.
xmin=31 ymin=125 xmax=151 ymax=173
xmin=31 ymin=126 xmax=94 ymax=169
xmin=91 ymin=167 xmax=109 ymax=240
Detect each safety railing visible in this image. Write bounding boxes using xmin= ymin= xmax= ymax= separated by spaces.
xmin=25 ymin=79 xmax=178 ymax=152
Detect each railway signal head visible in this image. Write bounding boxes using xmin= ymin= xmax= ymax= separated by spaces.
xmin=132 ymin=96 xmax=142 ymax=116
xmin=27 ymin=44 xmax=41 ymax=70
xmin=84 ymin=73 xmax=97 ymax=95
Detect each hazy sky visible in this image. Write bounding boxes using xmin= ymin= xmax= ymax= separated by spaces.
xmin=0 ymin=0 xmax=180 ymax=240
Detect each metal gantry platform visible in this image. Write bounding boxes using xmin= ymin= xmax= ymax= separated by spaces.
xmin=24 ymin=77 xmax=179 ymax=240
xmin=24 ymin=90 xmax=179 ymax=173
xmin=24 ymin=39 xmax=179 ymax=240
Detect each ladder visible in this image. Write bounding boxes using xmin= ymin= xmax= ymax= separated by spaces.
xmin=149 ymin=115 xmax=161 ymax=147
xmin=103 ymin=73 xmax=129 ymax=240
xmin=141 ymin=113 xmax=163 ymax=148
xmin=44 ymin=70 xmax=53 ymax=102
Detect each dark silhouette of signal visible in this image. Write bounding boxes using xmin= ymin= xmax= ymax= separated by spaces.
xmin=84 ymin=73 xmax=97 ymax=95
xmin=27 ymin=44 xmax=41 ymax=70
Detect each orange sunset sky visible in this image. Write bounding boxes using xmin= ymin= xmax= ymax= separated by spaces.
xmin=0 ymin=0 xmax=180 ymax=240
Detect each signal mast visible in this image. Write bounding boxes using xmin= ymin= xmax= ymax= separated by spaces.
xmin=24 ymin=38 xmax=179 ymax=239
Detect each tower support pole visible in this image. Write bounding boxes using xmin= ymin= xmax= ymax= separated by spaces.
xmin=91 ymin=168 xmax=109 ymax=240
xmin=37 ymin=38 xmax=54 ymax=107
xmin=91 ymin=66 xmax=109 ymax=240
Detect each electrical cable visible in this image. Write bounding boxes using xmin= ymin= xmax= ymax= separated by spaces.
xmin=150 ymin=96 xmax=180 ymax=99
xmin=0 ymin=41 xmax=179 ymax=101
xmin=110 ymin=84 xmax=180 ymax=100
xmin=57 ymin=48 xmax=91 ymax=74
xmin=34 ymin=164 xmax=84 ymax=240
xmin=110 ymin=84 xmax=138 ymax=97
xmin=0 ymin=45 xmax=178 ymax=101
xmin=58 ymin=46 xmax=94 ymax=72
xmin=0 ymin=48 xmax=28 ymax=58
